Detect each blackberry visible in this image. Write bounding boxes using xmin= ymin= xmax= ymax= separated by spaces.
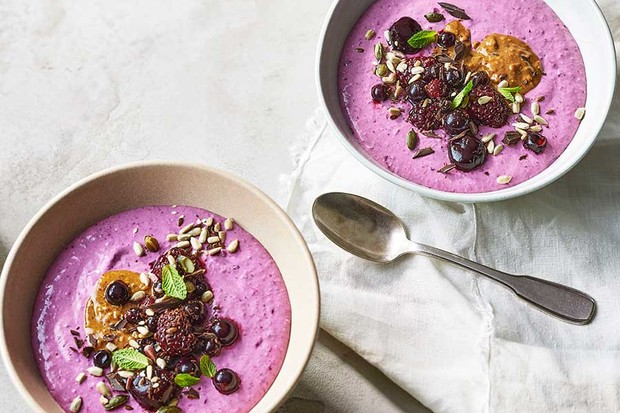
xmin=155 ymin=308 xmax=197 ymax=357
xmin=408 ymin=98 xmax=449 ymax=131
xmin=466 ymin=84 xmax=510 ymax=128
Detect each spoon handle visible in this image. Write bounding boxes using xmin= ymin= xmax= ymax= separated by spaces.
xmin=414 ymin=243 xmax=596 ymax=325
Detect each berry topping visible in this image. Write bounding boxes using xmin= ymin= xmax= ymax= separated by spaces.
xmin=213 ymin=368 xmax=240 ymax=395
xmin=523 ymin=131 xmax=547 ymax=154
xmin=388 ymin=17 xmax=422 ymax=54
xmin=444 ymin=68 xmax=462 ymax=88
xmin=443 ymin=110 xmax=471 ymax=136
xmin=175 ymin=356 xmax=199 ymax=376
xmin=436 ymin=31 xmax=456 ymax=48
xmin=470 ymin=71 xmax=490 ymax=87
xmin=408 ymin=98 xmax=449 ymax=131
xmin=198 ymin=333 xmax=223 ymax=357
xmin=155 ymin=308 xmax=197 ymax=357
xmin=146 ymin=315 xmax=159 ymax=333
xmin=448 ymin=135 xmax=487 ymax=171
xmin=124 ymin=307 xmax=144 ymax=325
xmin=128 ymin=368 xmax=179 ymax=410
xmin=424 ymin=79 xmax=448 ymax=98
xmin=151 ymin=247 xmax=202 ymax=278
xmin=209 ymin=319 xmax=239 ymax=347
xmin=466 ymin=84 xmax=510 ymax=128
xmin=183 ymin=300 xmax=207 ymax=325
xmin=371 ymin=84 xmax=389 ymax=102
xmin=407 ymin=82 xmax=428 ymax=102
xmin=105 ymin=281 xmax=130 ymax=306
xmin=93 ymin=350 xmax=112 ymax=368
xmin=423 ymin=62 xmax=443 ymax=82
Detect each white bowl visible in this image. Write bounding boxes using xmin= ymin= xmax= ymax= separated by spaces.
xmin=316 ymin=0 xmax=616 ymax=202
xmin=0 ymin=161 xmax=319 ymax=412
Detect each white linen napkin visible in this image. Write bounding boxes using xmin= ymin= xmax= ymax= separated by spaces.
xmin=281 ymin=2 xmax=620 ymax=409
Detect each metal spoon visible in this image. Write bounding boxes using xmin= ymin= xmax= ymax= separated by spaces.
xmin=312 ymin=192 xmax=596 ymax=325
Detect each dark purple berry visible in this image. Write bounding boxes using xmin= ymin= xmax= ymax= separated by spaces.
xmin=371 ymin=84 xmax=389 ymax=102
xmin=209 ymin=319 xmax=238 ymax=347
xmin=175 ymin=356 xmax=199 ymax=376
xmin=125 ymin=308 xmax=144 ymax=324
xmin=471 ymin=71 xmax=490 ymax=87
xmin=407 ymin=82 xmax=427 ymax=102
xmin=93 ymin=350 xmax=111 ymax=368
xmin=388 ymin=17 xmax=422 ymax=54
xmin=152 ymin=281 xmax=164 ymax=299
xmin=128 ymin=368 xmax=179 ymax=410
xmin=436 ymin=31 xmax=456 ymax=48
xmin=448 ymin=135 xmax=487 ymax=171
xmin=213 ymin=368 xmax=240 ymax=395
xmin=423 ymin=62 xmax=443 ymax=82
xmin=444 ymin=68 xmax=462 ymax=88
xmin=199 ymin=333 xmax=222 ymax=357
xmin=105 ymin=281 xmax=130 ymax=306
xmin=443 ymin=110 xmax=471 ymax=136
xmin=146 ymin=315 xmax=159 ymax=333
xmin=183 ymin=300 xmax=207 ymax=325
xmin=523 ymin=131 xmax=547 ymax=154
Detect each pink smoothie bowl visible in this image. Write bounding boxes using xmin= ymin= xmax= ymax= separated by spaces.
xmin=316 ymin=0 xmax=616 ymax=203
xmin=0 ymin=161 xmax=320 ymax=413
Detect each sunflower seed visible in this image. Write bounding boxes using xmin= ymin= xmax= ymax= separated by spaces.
xmin=486 ymin=140 xmax=495 ymax=154
xmin=75 ymin=372 xmax=86 ymax=384
xmin=408 ymin=74 xmax=422 ymax=84
xmin=384 ymin=30 xmax=391 ymax=43
xmin=496 ymin=175 xmax=512 ymax=184
xmin=224 ymin=218 xmax=234 ymax=230
xmin=531 ymin=101 xmax=540 ymax=116
xmin=180 ymin=223 xmax=195 ymax=234
xmin=480 ymin=134 xmax=495 ymax=144
xmin=156 ymin=358 xmax=167 ymax=369
xmin=166 ymin=254 xmax=175 ymax=266
xmin=175 ymin=240 xmax=190 ymax=249
xmin=519 ymin=114 xmax=533 ymax=124
xmin=463 ymin=71 xmax=472 ymax=84
xmin=201 ymin=290 xmax=214 ymax=303
xmin=374 ymin=42 xmax=384 ymax=61
xmin=146 ymin=365 xmax=153 ymax=380
xmin=132 ymin=227 xmax=138 ymax=234
xmin=477 ymin=96 xmax=493 ymax=105
xmin=133 ymin=242 xmax=145 ymax=257
xmin=394 ymin=84 xmax=404 ymax=98
xmin=382 ymin=73 xmax=397 ymax=84
xmin=140 ymin=272 xmax=151 ymax=286
xmin=218 ymin=231 xmax=227 ymax=242
xmin=386 ymin=60 xmax=396 ymax=73
xmin=129 ymin=339 xmax=140 ymax=349
xmin=365 ymin=29 xmax=376 ymax=40
xmin=69 ymin=396 xmax=82 ymax=413
xmin=105 ymin=342 xmax=117 ymax=352
xmin=530 ymin=125 xmax=542 ymax=132
xmin=227 ymin=240 xmax=239 ymax=253
xmin=414 ymin=60 xmax=422 ymax=67
xmin=207 ymin=247 xmax=222 ymax=256
xmin=406 ymin=130 xmax=418 ymax=150
xmin=117 ymin=371 xmax=135 ymax=379
xmin=130 ymin=291 xmax=146 ymax=302
xmin=190 ymin=237 xmax=202 ymax=250
xmin=388 ymin=107 xmax=401 ymax=119
xmin=87 ymin=367 xmax=103 ymax=377
xmin=514 ymin=93 xmax=524 ymax=103
xmin=533 ymin=115 xmax=548 ymax=125
xmin=493 ymin=144 xmax=504 ymax=156
xmin=99 ymin=396 xmax=108 ymax=405
xmin=396 ymin=62 xmax=408 ymax=73
xmin=97 ymin=382 xmax=112 ymax=398
xmin=137 ymin=326 xmax=150 ymax=336
xmin=575 ymin=107 xmax=586 ymax=120
xmin=512 ymin=102 xmax=521 ymax=114
xmin=411 ymin=66 xmax=425 ymax=75
xmin=498 ymin=80 xmax=509 ymax=89
xmin=205 ymin=217 xmax=214 ymax=227
xmin=512 ymin=122 xmax=530 ymax=130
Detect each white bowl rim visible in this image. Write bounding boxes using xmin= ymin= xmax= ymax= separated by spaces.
xmin=0 ymin=160 xmax=320 ymax=413
xmin=316 ymin=0 xmax=617 ymax=203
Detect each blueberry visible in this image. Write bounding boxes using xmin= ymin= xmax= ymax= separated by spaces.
xmin=209 ymin=319 xmax=238 ymax=347
xmin=388 ymin=17 xmax=422 ymax=54
xmin=407 ymin=82 xmax=427 ymax=102
xmin=444 ymin=68 xmax=462 ymax=88
xmin=443 ymin=110 xmax=471 ymax=136
xmin=523 ymin=131 xmax=547 ymax=154
xmin=125 ymin=308 xmax=144 ymax=324
xmin=175 ymin=356 xmax=199 ymax=376
xmin=423 ymin=63 xmax=443 ymax=82
xmin=93 ymin=350 xmax=111 ymax=368
xmin=105 ymin=281 xmax=130 ymax=306
xmin=436 ymin=31 xmax=456 ymax=48
xmin=212 ymin=368 xmax=240 ymax=395
xmin=199 ymin=333 xmax=222 ymax=357
xmin=371 ymin=84 xmax=389 ymax=102
xmin=448 ymin=135 xmax=487 ymax=171
xmin=146 ymin=315 xmax=159 ymax=332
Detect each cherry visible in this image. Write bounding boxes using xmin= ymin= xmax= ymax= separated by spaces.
xmin=212 ymin=369 xmax=240 ymax=395
xmin=407 ymin=82 xmax=427 ymax=102
xmin=388 ymin=17 xmax=422 ymax=54
xmin=128 ymin=368 xmax=178 ymax=410
xmin=105 ymin=281 xmax=130 ymax=306
xmin=198 ymin=333 xmax=222 ymax=357
xmin=209 ymin=319 xmax=238 ymax=347
xmin=448 ymin=135 xmax=487 ymax=171
xmin=436 ymin=31 xmax=456 ymax=48
xmin=523 ymin=131 xmax=547 ymax=154
xmin=443 ymin=110 xmax=471 ymax=135
xmin=183 ymin=300 xmax=207 ymax=325
xmin=175 ymin=356 xmax=199 ymax=376
xmin=93 ymin=350 xmax=111 ymax=369
xmin=371 ymin=84 xmax=389 ymax=102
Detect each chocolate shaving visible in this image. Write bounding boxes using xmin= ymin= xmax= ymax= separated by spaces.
xmin=469 ymin=122 xmax=479 ymax=136
xmin=111 ymin=318 xmax=128 ymax=331
xmin=124 ymin=406 xmax=134 ymax=411
xmin=102 ymin=334 xmax=117 ymax=342
xmin=185 ymin=388 xmax=200 ymax=399
xmin=87 ymin=334 xmax=98 ymax=348
xmin=148 ymin=297 xmax=183 ymax=312
xmin=70 ymin=329 xmax=80 ymax=336
xmin=545 ymin=109 xmax=555 ymax=115
xmin=503 ymin=131 xmax=522 ymax=146
xmin=177 ymin=216 xmax=184 ymax=227
xmin=412 ymin=147 xmax=435 ymax=159
xmin=107 ymin=372 xmax=129 ymax=392
xmin=449 ymin=130 xmax=468 ymax=141
xmin=82 ymin=346 xmax=94 ymax=358
xmin=69 ymin=347 xmax=78 ymax=353
xmin=454 ymin=41 xmax=465 ymax=61
xmin=438 ymin=163 xmax=457 ymax=173
xmin=355 ymin=47 xmax=364 ymax=53
xmin=438 ymin=2 xmax=471 ymax=20
xmin=73 ymin=337 xmax=84 ymax=349
xmin=435 ymin=54 xmax=453 ymax=63
xmin=519 ymin=154 xmax=528 ymax=161
xmin=421 ymin=130 xmax=441 ymax=139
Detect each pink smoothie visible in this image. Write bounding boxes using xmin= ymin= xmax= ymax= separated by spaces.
xmin=31 ymin=205 xmax=291 ymax=412
xmin=339 ymin=0 xmax=586 ymax=192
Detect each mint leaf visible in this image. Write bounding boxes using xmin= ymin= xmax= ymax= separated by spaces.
xmin=112 ymin=348 xmax=149 ymax=371
xmin=174 ymin=373 xmax=201 ymax=387
xmin=199 ymin=355 xmax=217 ymax=378
xmin=498 ymin=86 xmax=521 ymax=102
xmin=407 ymin=30 xmax=437 ymax=49
xmin=451 ymin=80 xmax=474 ymax=109
xmin=162 ymin=264 xmax=187 ymax=300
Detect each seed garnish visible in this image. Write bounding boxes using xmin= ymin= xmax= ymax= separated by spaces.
xmin=69 ymin=396 xmax=82 ymax=413
xmin=406 ymin=130 xmax=418 ymax=150
xmin=365 ymin=29 xmax=376 ymax=40
xmin=133 ymin=242 xmax=145 ymax=257
xmin=496 ymin=175 xmax=512 ymax=185
xmin=412 ymin=147 xmax=435 ymax=159
xmin=438 ymin=164 xmax=456 ymax=173
xmin=575 ymin=107 xmax=586 ymax=120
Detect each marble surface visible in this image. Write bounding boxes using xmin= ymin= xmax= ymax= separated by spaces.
xmin=0 ymin=0 xmax=429 ymax=411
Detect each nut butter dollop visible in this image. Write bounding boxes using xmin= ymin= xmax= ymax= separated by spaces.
xmin=84 ymin=270 xmax=149 ymax=350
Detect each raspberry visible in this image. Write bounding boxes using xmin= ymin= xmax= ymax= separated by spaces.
xmin=424 ymin=79 xmax=448 ymax=98
xmin=466 ymin=84 xmax=510 ymax=128
xmin=408 ymin=98 xmax=450 ymax=131
xmin=419 ymin=56 xmax=436 ymax=67
xmin=155 ymin=308 xmax=197 ymax=357
xmin=151 ymin=247 xmax=202 ymax=278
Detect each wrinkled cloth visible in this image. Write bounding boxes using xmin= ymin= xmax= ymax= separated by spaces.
xmin=281 ymin=1 xmax=620 ymax=411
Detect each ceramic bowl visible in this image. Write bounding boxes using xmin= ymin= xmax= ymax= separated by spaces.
xmin=0 ymin=161 xmax=319 ymax=412
xmin=316 ymin=0 xmax=616 ymax=202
